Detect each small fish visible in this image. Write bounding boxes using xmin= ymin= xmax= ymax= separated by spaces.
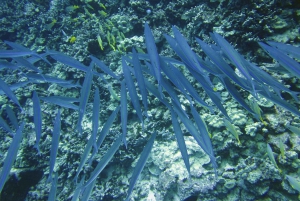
xmin=286 ymin=124 xmax=300 ymax=136
xmin=279 ymin=140 xmax=285 ymax=159
xmin=286 ymin=175 xmax=300 ymax=193
xmin=224 ymin=119 xmax=241 ymax=145
xmin=266 ymin=144 xmax=281 ymax=173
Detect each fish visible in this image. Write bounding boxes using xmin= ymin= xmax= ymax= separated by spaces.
xmin=122 ymin=57 xmax=144 ymax=129
xmin=32 ymin=91 xmax=42 ymax=154
xmin=47 ymin=110 xmax=61 ymax=183
xmin=0 ymin=77 xmax=23 ymax=110
xmin=0 ymin=60 xmax=19 ymax=70
xmin=70 ymin=176 xmax=85 ymax=201
xmin=83 ymin=134 xmax=123 ymax=188
xmin=121 ymin=79 xmax=128 ymax=148
xmin=189 ymin=103 xmax=218 ymax=178
xmin=48 ymin=172 xmax=58 ymax=201
xmin=144 ymin=79 xmax=172 ymax=109
xmin=81 ymin=177 xmax=97 ymax=201
xmin=286 ymin=175 xmax=300 ymax=193
xmin=90 ymin=55 xmax=119 ymax=80
xmin=212 ymin=32 xmax=256 ymax=95
xmin=0 ymin=81 xmax=32 ymax=96
xmin=0 ymin=115 xmax=13 ymax=135
xmin=170 ymin=109 xmax=190 ymax=174
xmin=40 ymin=96 xmax=79 ymax=110
xmin=257 ymin=85 xmax=300 ymax=117
xmin=125 ymin=131 xmax=156 ymax=201
xmin=74 ymin=131 xmax=95 ymax=183
xmin=48 ymin=50 xmax=107 ymax=80
xmin=144 ymin=23 xmax=162 ymax=97
xmin=0 ymin=50 xmax=35 ymax=58
xmin=13 ymin=57 xmax=42 ymax=73
xmin=88 ymin=105 xmax=121 ymax=164
xmin=279 ymin=140 xmax=285 ymax=159
xmin=142 ymin=59 xmax=185 ymax=115
xmin=24 ymin=73 xmax=73 ymax=85
xmin=92 ymin=87 xmax=100 ymax=156
xmin=246 ymin=61 xmax=299 ymax=101
xmin=224 ymin=119 xmax=241 ymax=145
xmin=0 ymin=122 xmax=25 ymax=193
xmin=76 ymin=63 xmax=94 ymax=134
xmin=221 ymin=77 xmax=257 ymax=118
xmin=286 ymin=124 xmax=300 ymax=136
xmin=267 ymin=41 xmax=300 ymax=60
xmin=4 ymin=40 xmax=51 ymax=65
xmin=266 ymin=144 xmax=281 ymax=173
xmin=49 ymin=51 xmax=89 ymax=72
xmin=95 ymin=105 xmax=121 ymax=151
xmin=172 ymin=103 xmax=206 ymax=156
xmin=195 ymin=37 xmax=250 ymax=91
xmin=172 ymin=26 xmax=212 ymax=86
xmin=5 ymin=105 xmax=18 ymax=130
xmin=259 ymin=42 xmax=300 ymax=78
xmin=170 ymin=63 xmax=213 ymax=112
xmin=132 ymin=48 xmax=148 ymax=117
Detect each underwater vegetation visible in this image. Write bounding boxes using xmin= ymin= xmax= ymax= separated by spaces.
xmin=0 ymin=20 xmax=300 ymax=200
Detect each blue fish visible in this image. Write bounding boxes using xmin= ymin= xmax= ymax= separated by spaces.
xmin=122 ymin=57 xmax=144 ymax=129
xmin=5 ymin=105 xmax=18 ymax=130
xmin=190 ymin=103 xmax=218 ymax=178
xmin=0 ymin=115 xmax=13 ymax=135
xmin=144 ymin=23 xmax=163 ymax=97
xmin=0 ymin=50 xmax=34 ymax=58
xmin=195 ymin=37 xmax=250 ymax=91
xmin=125 ymin=131 xmax=156 ymax=201
xmin=267 ymin=41 xmax=300 ymax=60
xmin=0 ymin=122 xmax=25 ymax=193
xmin=88 ymin=105 xmax=121 ymax=164
xmin=0 ymin=78 xmax=23 ymax=110
xmin=48 ymin=173 xmax=58 ymax=201
xmin=32 ymin=91 xmax=42 ymax=155
xmin=47 ymin=110 xmax=61 ymax=183
xmin=121 ymin=79 xmax=128 ymax=148
xmin=92 ymin=87 xmax=100 ymax=155
xmin=40 ymin=96 xmax=79 ymax=110
xmin=76 ymin=63 xmax=94 ymax=134
xmin=90 ymin=55 xmax=120 ymax=80
xmin=170 ymin=109 xmax=190 ymax=174
xmin=212 ymin=33 xmax=256 ymax=95
xmin=259 ymin=42 xmax=300 ymax=79
xmin=4 ymin=40 xmax=51 ymax=65
xmin=132 ymin=48 xmax=148 ymax=118
xmin=83 ymin=135 xmax=123 ymax=188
